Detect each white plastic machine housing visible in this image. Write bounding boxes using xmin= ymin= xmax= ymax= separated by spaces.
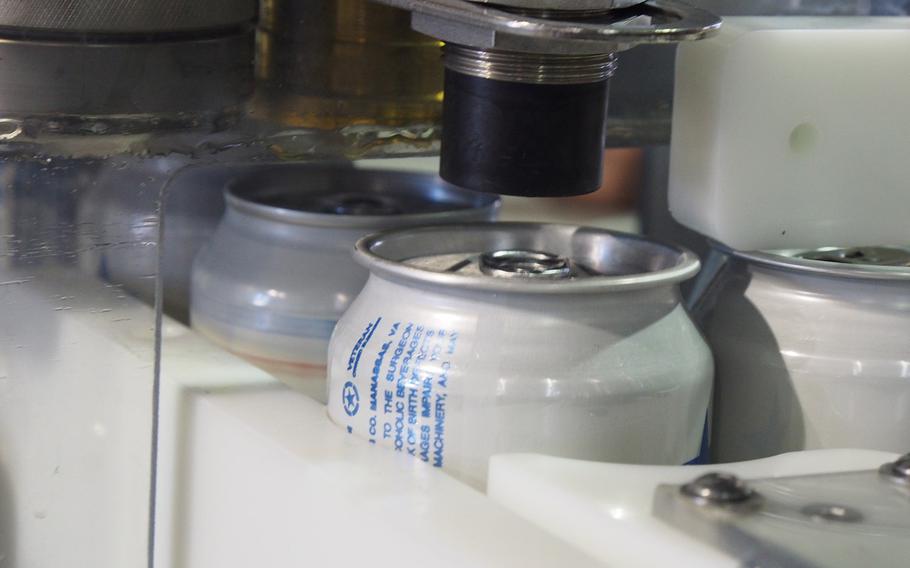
xmin=668 ymin=17 xmax=910 ymax=251
xmin=0 ymin=270 xmax=897 ymax=566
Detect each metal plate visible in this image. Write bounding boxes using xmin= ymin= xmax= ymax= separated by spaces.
xmin=654 ymin=467 xmax=910 ymax=568
xmin=466 ymin=0 xmax=645 ymax=11
xmin=374 ymin=0 xmax=722 ymax=54
xmin=0 ymin=30 xmax=253 ymax=116
xmin=0 ymin=0 xmax=255 ymax=33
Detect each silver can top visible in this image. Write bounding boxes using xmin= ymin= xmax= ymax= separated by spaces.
xmin=226 ymin=164 xmax=501 ymax=229
xmin=356 ymin=222 xmax=700 ymax=294
xmin=795 ymin=247 xmax=910 ymax=267
xmin=408 ymin=249 xmax=600 ymax=280
xmin=731 ymin=245 xmax=910 ymax=281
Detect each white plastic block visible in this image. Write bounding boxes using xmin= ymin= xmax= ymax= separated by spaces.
xmin=164 ymin=387 xmax=605 ymax=568
xmin=669 ymin=17 xmax=910 ymax=251
xmin=156 ymin=320 xmax=603 ymax=567
xmin=0 ymin=269 xmax=155 ymax=568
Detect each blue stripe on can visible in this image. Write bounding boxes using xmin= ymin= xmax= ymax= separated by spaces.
xmin=685 ymin=415 xmax=711 ymax=465
xmin=192 ymin=295 xmax=337 ymax=340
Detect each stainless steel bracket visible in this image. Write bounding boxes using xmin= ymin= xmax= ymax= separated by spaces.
xmin=653 ymin=457 xmax=910 ymax=568
xmin=369 ymin=0 xmax=722 ymax=54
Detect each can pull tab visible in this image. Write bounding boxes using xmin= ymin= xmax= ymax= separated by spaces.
xmin=480 ymin=250 xmax=573 ymax=279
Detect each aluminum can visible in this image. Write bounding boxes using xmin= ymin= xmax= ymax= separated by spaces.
xmin=691 ymin=246 xmax=910 ymax=463
xmin=327 ymin=223 xmax=713 ymax=487
xmin=190 ymin=164 xmax=500 ymax=400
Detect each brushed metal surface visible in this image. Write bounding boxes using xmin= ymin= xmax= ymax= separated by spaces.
xmin=0 ymin=0 xmax=255 ymax=33
xmin=0 ymin=29 xmax=253 ymax=115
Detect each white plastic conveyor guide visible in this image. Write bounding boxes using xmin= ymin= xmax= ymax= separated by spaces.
xmin=155 ymin=322 xmax=604 ymax=567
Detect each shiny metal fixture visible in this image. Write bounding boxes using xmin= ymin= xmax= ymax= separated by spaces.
xmin=0 ymin=0 xmax=254 ymax=32
xmin=367 ymin=0 xmax=721 ymax=196
xmin=680 ymin=472 xmax=760 ymax=508
xmin=0 ymin=0 xmax=255 ymax=126
xmin=442 ymin=45 xmax=618 ymax=84
xmin=467 ymin=0 xmax=644 ymax=11
xmin=0 ymin=34 xmax=254 ymax=121
xmin=479 ymin=250 xmax=575 ymax=279
xmin=655 ymin=465 xmax=910 ymax=567
xmin=880 ymin=453 xmax=910 ymax=485
xmin=376 ymin=0 xmax=721 ymax=54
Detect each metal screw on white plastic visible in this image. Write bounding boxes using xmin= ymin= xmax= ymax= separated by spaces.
xmin=801 ymin=504 xmax=864 ymax=524
xmin=879 ymin=452 xmax=910 ymax=485
xmin=680 ymin=472 xmax=759 ymax=509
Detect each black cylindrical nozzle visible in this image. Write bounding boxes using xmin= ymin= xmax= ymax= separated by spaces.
xmin=439 ymin=47 xmax=613 ymax=197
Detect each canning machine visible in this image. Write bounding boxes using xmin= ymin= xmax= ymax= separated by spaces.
xmin=0 ymin=1 xmax=908 ymax=567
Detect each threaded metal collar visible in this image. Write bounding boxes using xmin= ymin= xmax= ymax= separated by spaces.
xmin=444 ymin=44 xmax=617 ymax=84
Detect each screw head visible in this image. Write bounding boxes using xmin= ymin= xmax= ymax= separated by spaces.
xmin=880 ymin=453 xmax=910 ymax=484
xmin=680 ymin=472 xmax=758 ymax=506
xmin=801 ymin=503 xmax=864 ymax=523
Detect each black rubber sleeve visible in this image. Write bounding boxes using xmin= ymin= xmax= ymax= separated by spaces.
xmin=440 ymin=70 xmax=609 ymax=197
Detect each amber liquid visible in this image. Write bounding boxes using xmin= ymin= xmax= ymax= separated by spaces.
xmin=254 ymin=0 xmax=443 ymax=130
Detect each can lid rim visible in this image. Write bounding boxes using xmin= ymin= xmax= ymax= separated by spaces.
xmin=354 ymin=222 xmax=701 ymax=294
xmin=727 ymin=247 xmax=910 ymax=281
xmin=224 ymin=166 xmax=501 ymax=229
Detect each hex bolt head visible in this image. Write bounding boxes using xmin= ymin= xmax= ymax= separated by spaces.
xmin=680 ymin=472 xmax=758 ymax=506
xmin=880 ymin=452 xmax=910 ymax=484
